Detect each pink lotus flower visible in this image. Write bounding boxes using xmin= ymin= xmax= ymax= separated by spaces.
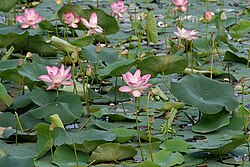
xmin=204 ymin=11 xmax=214 ymax=22
xmin=62 ymin=12 xmax=80 ymax=28
xmin=39 ymin=64 xmax=73 ymax=90
xmin=172 ymin=0 xmax=188 ymax=12
xmin=16 ymin=8 xmax=43 ymax=29
xmin=119 ymin=69 xmax=152 ymax=98
xmin=81 ymin=12 xmax=103 ymax=36
xmin=174 ymin=27 xmax=199 ymax=41
xmin=111 ymin=0 xmax=128 ymax=18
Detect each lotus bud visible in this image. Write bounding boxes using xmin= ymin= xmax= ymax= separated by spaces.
xmin=121 ymin=49 xmax=129 ymax=55
xmin=150 ymin=116 xmax=155 ymax=124
xmin=86 ymin=66 xmax=93 ymax=76
xmin=18 ymin=58 xmax=22 ymax=66
xmin=96 ymin=42 xmax=102 ymax=53
xmin=55 ymin=0 xmax=62 ymax=5
xmin=26 ymin=52 xmax=32 ymax=59
xmin=71 ymin=48 xmax=78 ymax=60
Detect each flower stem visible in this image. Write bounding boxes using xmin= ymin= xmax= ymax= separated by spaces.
xmin=190 ymin=41 xmax=194 ymax=74
xmin=146 ymin=93 xmax=153 ymax=162
xmin=135 ymin=97 xmax=144 ymax=161
xmin=162 ymin=71 xmax=172 ymax=93
xmin=210 ymin=32 xmax=214 ymax=79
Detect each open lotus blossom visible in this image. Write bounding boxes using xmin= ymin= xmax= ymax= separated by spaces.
xmin=174 ymin=27 xmax=199 ymax=41
xmin=39 ymin=64 xmax=73 ymax=90
xmin=16 ymin=8 xmax=43 ymax=29
xmin=119 ymin=69 xmax=152 ymax=98
xmin=204 ymin=11 xmax=215 ymax=22
xmin=172 ymin=0 xmax=188 ymax=12
xmin=81 ymin=12 xmax=103 ymax=36
xmin=62 ymin=12 xmax=80 ymax=28
xmin=111 ymin=0 xmax=128 ymax=18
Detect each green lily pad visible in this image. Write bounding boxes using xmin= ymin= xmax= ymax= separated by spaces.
xmin=0 ymin=0 xmax=19 ymax=12
xmin=171 ymin=73 xmax=239 ymax=114
xmin=149 ymin=149 xmax=184 ymax=166
xmin=110 ymin=128 xmax=137 ymax=143
xmin=52 ymin=145 xmax=88 ymax=167
xmin=88 ymin=143 xmax=137 ymax=163
xmin=159 ymin=138 xmax=190 ymax=153
xmin=0 ymin=83 xmax=13 ymax=107
xmin=0 ymin=25 xmax=29 ymax=47
xmin=192 ymin=109 xmax=230 ymax=133
xmin=200 ymin=135 xmax=247 ymax=155
xmin=136 ymin=161 xmax=160 ymax=167
xmin=137 ymin=55 xmax=188 ymax=78
xmin=98 ymin=59 xmax=137 ymax=79
xmin=146 ymin=12 xmax=158 ymax=44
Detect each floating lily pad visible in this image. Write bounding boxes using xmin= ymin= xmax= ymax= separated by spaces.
xmin=192 ymin=109 xmax=230 ymax=133
xmin=52 ymin=145 xmax=88 ymax=167
xmin=171 ymin=73 xmax=239 ymax=114
xmin=149 ymin=149 xmax=184 ymax=166
xmin=137 ymin=55 xmax=188 ymax=78
xmin=89 ymin=143 xmax=137 ymax=163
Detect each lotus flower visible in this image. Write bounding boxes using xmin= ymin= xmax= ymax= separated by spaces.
xmin=39 ymin=64 xmax=73 ymax=90
xmin=16 ymin=8 xmax=43 ymax=29
xmin=174 ymin=27 xmax=199 ymax=41
xmin=62 ymin=12 xmax=80 ymax=28
xmin=172 ymin=0 xmax=188 ymax=12
xmin=119 ymin=69 xmax=152 ymax=97
xmin=204 ymin=11 xmax=214 ymax=22
xmin=55 ymin=0 xmax=62 ymax=5
xmin=81 ymin=12 xmax=103 ymax=36
xmin=111 ymin=0 xmax=128 ymax=18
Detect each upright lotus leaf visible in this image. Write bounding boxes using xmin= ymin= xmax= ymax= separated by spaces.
xmin=34 ymin=123 xmax=53 ymax=159
xmin=146 ymin=12 xmax=158 ymax=44
xmin=50 ymin=36 xmax=81 ymax=53
xmin=149 ymin=149 xmax=184 ymax=166
xmin=171 ymin=73 xmax=239 ymax=114
xmin=14 ymin=35 xmax=60 ymax=56
xmin=57 ymin=4 xmax=83 ymax=26
xmin=229 ymin=20 xmax=250 ymax=38
xmin=30 ymin=87 xmax=83 ymax=124
xmin=39 ymin=20 xmax=56 ymax=31
xmin=88 ymin=143 xmax=137 ymax=163
xmin=0 ymin=0 xmax=19 ymax=12
xmin=30 ymin=87 xmax=56 ymax=106
xmin=81 ymin=44 xmax=123 ymax=64
xmin=29 ymin=102 xmax=78 ymax=124
xmin=214 ymin=12 xmax=238 ymax=52
xmin=18 ymin=62 xmax=47 ymax=82
xmin=81 ymin=9 xmax=119 ymax=35
xmin=0 ymin=59 xmax=19 ymax=71
xmin=0 ymin=83 xmax=13 ymax=107
xmin=52 ymin=145 xmax=88 ymax=167
xmin=199 ymin=135 xmax=247 ymax=155
xmin=137 ymin=56 xmax=188 ymax=78
xmin=98 ymin=59 xmax=137 ymax=79
xmin=192 ymin=109 xmax=230 ymax=133
xmin=71 ymin=36 xmax=94 ymax=47
xmin=0 ymin=25 xmax=29 ymax=47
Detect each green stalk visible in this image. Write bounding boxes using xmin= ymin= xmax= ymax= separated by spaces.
xmin=210 ymin=32 xmax=214 ymax=79
xmin=67 ymin=52 xmax=78 ymax=94
xmin=162 ymin=71 xmax=172 ymax=93
xmin=164 ymin=15 xmax=168 ymax=55
xmin=72 ymin=138 xmax=79 ymax=167
xmin=135 ymin=97 xmax=144 ymax=161
xmin=190 ymin=41 xmax=194 ymax=74
xmin=247 ymin=47 xmax=250 ymax=68
xmin=146 ymin=93 xmax=153 ymax=162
